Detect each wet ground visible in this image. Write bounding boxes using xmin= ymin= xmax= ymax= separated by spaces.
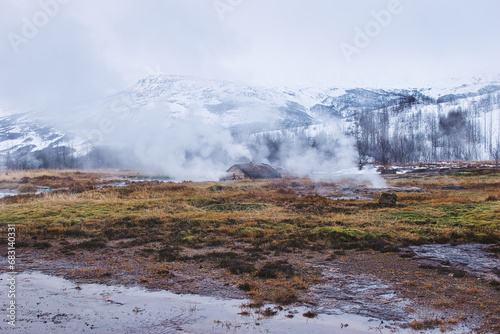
xmin=0 ymin=272 xmax=395 ymax=334
xmin=326 ymin=185 xmax=424 ymax=201
xmin=0 ymin=176 xmax=173 ymax=199
xmin=405 ymin=244 xmax=500 ymax=282
xmin=1 ymin=243 xmax=497 ymax=333
xmin=0 ymin=186 xmax=59 ymax=199
xmin=0 ymin=270 xmax=478 ymax=334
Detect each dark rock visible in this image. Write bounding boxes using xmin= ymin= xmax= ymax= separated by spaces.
xmin=379 ymin=168 xmax=397 ymax=174
xmin=442 ymin=185 xmax=466 ymax=190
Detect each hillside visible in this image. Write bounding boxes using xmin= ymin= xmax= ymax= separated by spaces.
xmin=1 ymin=75 xmax=499 ymax=179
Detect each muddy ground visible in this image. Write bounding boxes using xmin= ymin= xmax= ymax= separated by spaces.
xmin=5 ymin=239 xmax=499 ymax=333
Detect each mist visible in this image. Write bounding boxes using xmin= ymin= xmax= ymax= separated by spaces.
xmin=249 ymin=121 xmax=387 ymax=187
xmin=55 ymin=92 xmax=386 ymax=186
xmin=56 ymin=99 xmax=251 ymax=181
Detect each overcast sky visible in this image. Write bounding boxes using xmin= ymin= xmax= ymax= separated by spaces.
xmin=1 ymin=0 xmax=500 ymax=109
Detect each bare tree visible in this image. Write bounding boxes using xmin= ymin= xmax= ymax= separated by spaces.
xmin=491 ymin=141 xmax=500 ymax=167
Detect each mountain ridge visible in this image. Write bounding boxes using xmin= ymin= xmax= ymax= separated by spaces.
xmin=1 ymin=74 xmax=499 ymax=176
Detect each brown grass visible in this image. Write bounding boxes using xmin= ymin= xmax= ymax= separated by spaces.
xmin=1 ymin=169 xmax=498 ymax=248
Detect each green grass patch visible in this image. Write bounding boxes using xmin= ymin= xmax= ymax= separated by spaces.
xmin=387 ymin=202 xmax=499 ymax=228
xmin=311 ymin=226 xmax=370 ymax=242
xmin=206 ymin=203 xmax=272 ymax=212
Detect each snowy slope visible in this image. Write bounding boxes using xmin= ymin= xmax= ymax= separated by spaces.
xmin=115 ymin=75 xmax=318 ymax=130
xmin=1 ymin=74 xmax=500 ymax=171
xmin=0 ymin=111 xmax=70 ymax=154
xmin=385 ymin=92 xmax=500 ymax=161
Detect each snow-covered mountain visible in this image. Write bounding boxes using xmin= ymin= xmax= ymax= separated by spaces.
xmin=1 ymin=74 xmax=500 ymax=174
xmin=0 ymin=110 xmax=71 ymax=156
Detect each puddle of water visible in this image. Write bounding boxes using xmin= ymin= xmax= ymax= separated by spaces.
xmin=327 ymin=195 xmax=372 ymax=201
xmin=406 ymin=244 xmax=500 ymax=281
xmin=98 ymin=176 xmax=181 ymax=188
xmin=0 ymin=177 xmax=176 ymax=198
xmin=126 ymin=175 xmax=172 ymax=181
xmin=0 ymin=187 xmax=62 ymax=199
xmin=120 ymin=176 xmax=174 ymax=183
xmin=96 ymin=181 xmax=128 ymax=188
xmin=0 ymin=191 xmax=16 ymax=199
xmin=1 ymin=272 xmax=392 ymax=333
xmin=308 ymin=266 xmax=410 ymax=323
xmin=306 ymin=260 xmax=482 ymax=334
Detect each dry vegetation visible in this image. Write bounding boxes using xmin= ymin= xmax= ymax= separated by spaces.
xmin=1 ymin=169 xmax=498 ymax=248
xmin=0 ymin=167 xmax=499 ymax=332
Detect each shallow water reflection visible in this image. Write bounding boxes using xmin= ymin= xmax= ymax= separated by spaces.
xmin=0 ymin=272 xmax=400 ymax=333
xmin=406 ymin=244 xmax=500 ymax=281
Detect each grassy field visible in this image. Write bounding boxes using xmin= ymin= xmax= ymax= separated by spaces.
xmin=1 ymin=168 xmax=498 ymax=248
xmin=0 ymin=168 xmax=499 ymax=331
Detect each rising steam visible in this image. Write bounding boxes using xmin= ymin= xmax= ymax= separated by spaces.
xmin=61 ymin=94 xmax=386 ymax=187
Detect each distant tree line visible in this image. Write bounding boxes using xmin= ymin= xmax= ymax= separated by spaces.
xmin=249 ymin=130 xmax=340 ymax=165
xmin=250 ymin=91 xmax=500 ymax=168
xmin=3 ymin=146 xmax=139 ymax=170
xmin=352 ymin=91 xmax=500 ymax=166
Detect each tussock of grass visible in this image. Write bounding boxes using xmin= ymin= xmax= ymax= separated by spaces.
xmin=312 ymin=226 xmax=370 ymax=242
xmin=303 ymin=311 xmax=318 ymax=318
xmin=17 ymin=184 xmax=37 ymax=193
xmin=32 ymin=241 xmax=52 ymax=249
xmin=220 ymin=259 xmax=256 ymax=274
xmin=65 ymin=238 xmax=107 ymax=251
xmin=256 ymin=261 xmax=296 ymax=279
